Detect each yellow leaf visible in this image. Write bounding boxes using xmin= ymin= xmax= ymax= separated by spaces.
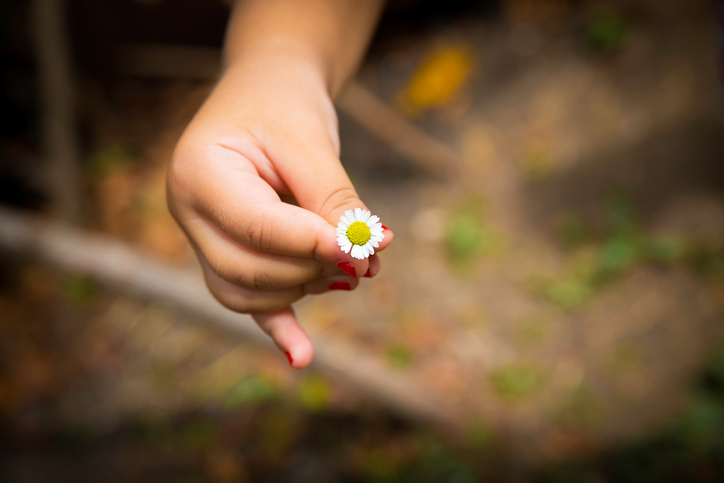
xmin=399 ymin=45 xmax=474 ymax=115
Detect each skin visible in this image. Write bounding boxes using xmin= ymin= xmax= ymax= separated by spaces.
xmin=167 ymin=0 xmax=390 ymax=369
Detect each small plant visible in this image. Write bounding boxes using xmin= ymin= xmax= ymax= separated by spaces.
xmin=490 ymin=364 xmax=546 ymax=400
xmin=298 ymin=374 xmax=331 ymax=412
xmin=445 ymin=195 xmax=502 ymax=271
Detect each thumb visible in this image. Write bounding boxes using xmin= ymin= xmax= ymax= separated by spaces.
xmin=269 ymin=123 xmax=393 ymax=277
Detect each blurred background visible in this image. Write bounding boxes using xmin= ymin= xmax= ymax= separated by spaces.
xmin=2 ymin=0 xmax=724 ymax=481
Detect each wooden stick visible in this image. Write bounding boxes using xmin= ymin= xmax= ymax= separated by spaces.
xmin=32 ymin=0 xmax=83 ymax=222
xmin=336 ymin=82 xmax=458 ymax=176
xmin=0 ymin=207 xmax=460 ymax=430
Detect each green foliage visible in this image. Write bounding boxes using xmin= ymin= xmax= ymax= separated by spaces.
xmin=89 ymin=143 xmax=136 ymax=177
xmin=544 ymin=278 xmax=594 ymax=309
xmin=688 ymin=244 xmax=724 ymax=280
xmin=221 ymin=374 xmax=277 ymax=409
xmin=445 ymin=195 xmax=501 ymax=270
xmin=535 ymin=194 xmax=724 ymax=309
xmin=298 ymin=374 xmax=330 ymax=412
xmin=387 ymin=343 xmax=414 ymax=368
xmin=642 ymin=236 xmax=688 ymax=264
xmin=555 ymin=387 xmax=606 ymax=430
xmin=598 ymin=233 xmax=641 ymax=275
xmin=63 ymin=275 xmax=98 ymax=303
xmin=602 ymin=346 xmax=724 ymax=481
xmin=585 ymin=12 xmax=628 ymax=54
xmin=396 ymin=438 xmax=476 ymax=483
xmin=558 ymin=216 xmax=589 ymax=251
xmin=490 ymin=364 xmax=546 ymax=400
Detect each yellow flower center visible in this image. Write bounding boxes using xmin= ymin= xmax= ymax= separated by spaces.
xmin=346 ymin=221 xmax=372 ymax=246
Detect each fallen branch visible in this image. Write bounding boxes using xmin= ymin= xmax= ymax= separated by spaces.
xmin=32 ymin=0 xmax=83 ymax=221
xmin=0 ymin=207 xmax=460 ymax=430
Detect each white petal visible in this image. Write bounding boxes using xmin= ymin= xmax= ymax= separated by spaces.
xmin=365 ymin=244 xmax=375 ymax=256
xmin=367 ymin=215 xmax=379 ymax=226
xmin=353 ymin=207 xmax=362 ymax=221
xmin=338 ymin=237 xmax=349 ymax=246
xmin=370 ymin=239 xmax=379 ymax=248
xmin=350 ymin=245 xmax=363 ymax=259
xmin=342 ymin=242 xmax=352 ymax=253
xmin=345 ymin=210 xmax=355 ymax=224
xmin=370 ymin=231 xmax=384 ymax=241
xmin=370 ymin=222 xmax=382 ymax=230
xmin=370 ymin=227 xmax=384 ymax=236
xmin=337 ymin=228 xmax=348 ymax=236
xmin=361 ymin=210 xmax=371 ymax=223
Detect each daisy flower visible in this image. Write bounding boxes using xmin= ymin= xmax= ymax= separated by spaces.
xmin=336 ymin=208 xmax=385 ymax=260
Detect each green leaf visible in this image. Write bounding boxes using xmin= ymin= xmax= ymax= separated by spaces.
xmin=490 ymin=364 xmax=546 ymax=400
xmin=63 ymin=275 xmax=98 ymax=303
xmin=586 ymin=12 xmax=629 ymax=54
xmin=298 ymin=375 xmax=330 ymax=412
xmin=643 ymin=236 xmax=688 ymax=264
xmin=387 ymin=344 xmax=414 ymax=369
xmin=222 ymin=374 xmax=276 ymax=409
xmin=598 ymin=234 xmax=640 ymax=274
xmin=545 ymin=278 xmax=593 ymax=309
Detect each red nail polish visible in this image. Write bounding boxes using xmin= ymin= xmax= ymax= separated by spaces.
xmin=285 ymin=351 xmax=293 ymax=366
xmin=336 ymin=261 xmax=356 ymax=277
xmin=330 ymin=281 xmax=352 ymax=291
xmin=381 ymin=225 xmax=389 ymax=231
xmin=364 ymin=268 xmax=372 ymax=278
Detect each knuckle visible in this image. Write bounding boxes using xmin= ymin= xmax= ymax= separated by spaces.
xmin=245 ymin=212 xmax=273 ymax=252
xmin=242 ymin=266 xmax=271 ymax=291
xmin=318 ymin=187 xmax=360 ymax=220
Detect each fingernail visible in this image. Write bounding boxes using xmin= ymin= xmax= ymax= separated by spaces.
xmin=330 ymin=281 xmax=352 ymax=291
xmin=336 ymin=261 xmax=356 ymax=277
xmin=285 ymin=351 xmax=294 ymax=366
xmin=381 ymin=225 xmax=389 ymax=231
xmin=364 ymin=268 xmax=372 ymax=278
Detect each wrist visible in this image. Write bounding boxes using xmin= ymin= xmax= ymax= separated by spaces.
xmin=223 ymin=38 xmax=333 ymax=96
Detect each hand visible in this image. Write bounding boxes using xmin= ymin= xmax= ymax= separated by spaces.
xmin=167 ymin=45 xmax=393 ymax=369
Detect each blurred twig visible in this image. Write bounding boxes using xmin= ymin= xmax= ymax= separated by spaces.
xmin=116 ymin=43 xmax=457 ymax=176
xmin=337 ymin=82 xmax=458 ymax=176
xmin=0 ymin=206 xmax=461 ymax=431
xmin=32 ymin=0 xmax=82 ymax=222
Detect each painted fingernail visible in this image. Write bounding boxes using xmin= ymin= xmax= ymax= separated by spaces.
xmin=364 ymin=268 xmax=373 ymax=278
xmin=381 ymin=225 xmax=389 ymax=231
xmin=330 ymin=281 xmax=352 ymax=291
xmin=336 ymin=261 xmax=356 ymax=277
xmin=285 ymin=351 xmax=294 ymax=366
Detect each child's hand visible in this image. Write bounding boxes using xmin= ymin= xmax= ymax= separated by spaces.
xmin=167 ymin=45 xmax=392 ymax=369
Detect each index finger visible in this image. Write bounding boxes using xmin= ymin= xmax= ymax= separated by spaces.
xmin=180 ymin=153 xmax=392 ymax=274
